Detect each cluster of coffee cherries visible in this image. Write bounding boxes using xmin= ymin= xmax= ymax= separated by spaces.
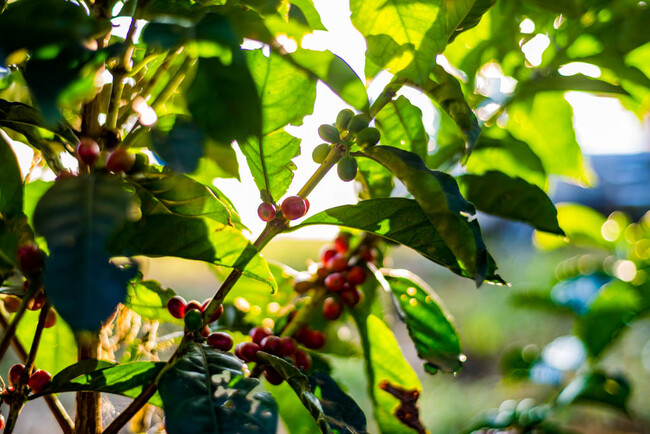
xmin=166 ymin=296 xmax=232 ymax=351
xmin=257 ymin=195 xmax=310 ymax=223
xmin=234 ymin=326 xmax=313 ymax=386
xmin=312 ymin=108 xmax=381 ymax=182
xmin=0 ymin=363 xmax=52 ymax=426
xmin=68 ymin=137 xmax=148 ymax=177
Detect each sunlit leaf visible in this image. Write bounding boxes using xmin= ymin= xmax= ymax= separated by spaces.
xmin=375 ymin=95 xmax=428 ymax=159
xmin=125 ymin=277 xmax=180 ymax=323
xmin=534 ymin=204 xmax=610 ymax=250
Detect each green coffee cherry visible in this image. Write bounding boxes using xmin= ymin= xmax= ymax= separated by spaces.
xmin=347 ymin=114 xmax=370 ymax=134
xmin=318 ymin=124 xmax=340 ymax=143
xmin=337 ymin=156 xmax=358 ymax=182
xmin=355 ymin=127 xmax=381 ymax=148
xmin=336 ymin=109 xmax=354 ymax=131
xmin=184 ymin=309 xmax=203 ymax=332
xmin=312 ymin=143 xmax=331 ymax=164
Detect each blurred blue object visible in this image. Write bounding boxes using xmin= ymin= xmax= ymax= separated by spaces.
xmin=550 ymin=273 xmax=611 ymax=315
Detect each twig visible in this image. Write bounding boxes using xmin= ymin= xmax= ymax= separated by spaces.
xmin=0 ymin=284 xmax=37 ymax=361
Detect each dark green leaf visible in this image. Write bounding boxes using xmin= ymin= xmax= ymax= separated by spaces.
xmin=457 ymin=171 xmax=564 ymax=235
xmin=374 ymin=95 xmax=428 ymax=159
xmin=33 ymin=175 xmax=136 ymax=331
xmin=360 ymin=146 xmax=489 ymax=284
xmin=159 ymin=342 xmax=277 ymax=434
xmin=383 ymin=269 xmax=463 ymax=373
xmin=291 ymin=198 xmax=503 ymax=284
xmin=151 ymin=117 xmax=204 ymax=173
xmin=517 ymin=74 xmax=629 ymax=96
xmin=0 ymin=132 xmax=23 ymax=218
xmin=0 ymin=99 xmax=78 ymax=144
xmin=557 ymin=371 xmax=631 ymax=413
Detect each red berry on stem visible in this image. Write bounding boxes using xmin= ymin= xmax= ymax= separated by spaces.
xmin=324 ymin=273 xmax=345 ymax=292
xmin=8 ymin=364 xmax=25 ymax=387
xmin=28 ymin=370 xmax=52 ymax=394
xmin=334 ymin=234 xmax=350 ymax=254
xmin=236 ymin=342 xmax=261 ymax=363
xmin=316 ymin=266 xmax=329 ymax=279
xmin=106 ymin=147 xmax=136 ymax=173
xmin=185 ymin=300 xmax=203 ymax=313
xmin=281 ymin=196 xmax=308 ymax=220
xmin=167 ymin=296 xmax=187 ymax=319
xmin=346 ymin=266 xmax=367 ymax=285
xmin=260 ymin=335 xmax=282 ymax=355
xmin=303 ymin=330 xmax=325 ymax=350
xmin=294 ymin=327 xmax=311 ymax=345
xmin=257 ymin=202 xmax=276 ymax=222
xmin=264 ymin=367 xmax=283 ymax=385
xmin=320 ymin=247 xmax=338 ymax=264
xmin=279 ymin=337 xmax=297 ymax=356
xmin=201 ymin=299 xmax=223 ymax=323
xmin=17 ymin=244 xmax=43 ymax=275
xmin=207 ymin=332 xmax=234 ymax=351
xmin=341 ymin=287 xmax=361 ymax=307
xmin=77 ymin=138 xmax=101 ymax=167
xmin=0 ymin=414 xmax=4 ymax=430
xmin=293 ymin=350 xmax=312 ymax=371
xmin=249 ymin=326 xmax=273 ymax=345
xmin=44 ymin=309 xmax=57 ymax=328
xmin=326 ymin=253 xmax=348 ymax=272
xmin=323 ymin=297 xmax=343 ymax=320
xmin=359 ymin=246 xmax=377 ymax=263
xmin=200 ymin=325 xmax=211 ymax=337
xmin=3 ymin=296 xmax=21 ymax=313
xmin=27 ymin=292 xmax=46 ymax=311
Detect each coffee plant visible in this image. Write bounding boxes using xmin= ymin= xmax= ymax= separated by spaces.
xmin=0 ymin=0 xmax=648 ymax=433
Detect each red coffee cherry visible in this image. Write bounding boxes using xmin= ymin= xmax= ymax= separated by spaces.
xmin=294 ymin=327 xmax=311 ymax=346
xmin=334 ymin=234 xmax=350 ymax=254
xmin=201 ymin=299 xmax=223 ymax=323
xmin=346 ymin=266 xmax=367 ymax=285
xmin=185 ymin=300 xmax=203 ymax=313
xmin=235 ymin=342 xmax=261 ymax=363
xmin=323 ymin=297 xmax=343 ymax=320
xmin=293 ymin=350 xmax=312 ymax=371
xmin=167 ymin=296 xmax=187 ymax=319
xmin=77 ymin=138 xmax=101 ymax=167
xmin=359 ymin=246 xmax=377 ymax=263
xmin=320 ymin=247 xmax=338 ymax=264
xmin=257 ymin=202 xmax=277 ymax=222
xmin=44 ymin=309 xmax=57 ymax=328
xmin=28 ymin=370 xmax=52 ymax=394
xmin=0 ymin=413 xmax=4 ymax=430
xmin=260 ymin=336 xmax=282 ymax=355
xmin=281 ymin=196 xmax=308 ymax=220
xmin=3 ymin=296 xmax=21 ymax=313
xmin=17 ymin=244 xmax=43 ymax=275
xmin=316 ymin=266 xmax=329 ymax=279
xmin=263 ymin=367 xmax=283 ymax=386
xmin=249 ymin=326 xmax=273 ymax=345
xmin=303 ymin=330 xmax=325 ymax=350
xmin=207 ymin=332 xmax=234 ymax=352
xmin=279 ymin=337 xmax=297 ymax=356
xmin=106 ymin=147 xmax=136 ymax=174
xmin=341 ymin=287 xmax=361 ymax=307
xmin=324 ymin=273 xmax=345 ymax=292
xmin=27 ymin=292 xmax=46 ymax=311
xmin=8 ymin=364 xmax=25 ymax=387
xmin=326 ymin=254 xmax=348 ymax=273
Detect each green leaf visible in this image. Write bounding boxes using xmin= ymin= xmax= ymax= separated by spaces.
xmin=447 ymin=0 xmax=496 ymax=43
xmin=356 ymin=158 xmax=394 ymax=199
xmin=350 ymin=0 xmax=445 ymax=83
xmin=360 ymin=146 xmax=489 ymax=284
xmin=290 ymin=0 xmax=327 ymax=31
xmin=291 ymin=198 xmax=503 ymax=283
xmin=516 ymin=74 xmax=629 ymax=96
xmin=0 ymin=132 xmax=23 ymax=218
xmin=125 ymin=277 xmax=180 ymax=323
xmin=109 ymin=214 xmax=278 ymax=292
xmin=35 ymin=359 xmax=165 ymax=407
xmin=159 ymin=342 xmax=277 ymax=434
xmin=240 ymin=130 xmax=301 ymax=203
xmin=258 ymin=353 xmax=368 ymax=434
xmin=151 ymin=117 xmax=205 ymax=174
xmin=374 ymin=95 xmax=428 ymax=159
xmin=0 ymin=99 xmax=78 ymax=144
xmin=534 ymin=204 xmax=610 ymax=250
xmin=382 ymin=269 xmax=463 ymax=373
xmin=457 ymin=171 xmax=564 ymax=235
xmin=246 ymin=49 xmax=316 ymax=135
xmin=33 ymin=175 xmax=136 ymax=331
xmin=507 ymin=92 xmax=594 ymax=186
xmin=557 ymin=371 xmax=631 ymax=414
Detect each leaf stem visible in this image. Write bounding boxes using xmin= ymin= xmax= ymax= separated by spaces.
xmin=369 ymin=78 xmax=405 ymax=118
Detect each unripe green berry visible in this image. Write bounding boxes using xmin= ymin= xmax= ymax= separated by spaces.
xmin=336 ymin=109 xmax=354 ymax=131
xmin=337 ymin=156 xmax=358 ymax=182
xmin=347 ymin=114 xmax=370 ymax=134
xmin=184 ymin=309 xmax=203 ymax=331
xmin=312 ymin=143 xmax=330 ymax=164
xmin=318 ymin=124 xmax=340 ymax=143
xmin=355 ymin=127 xmax=381 ymax=148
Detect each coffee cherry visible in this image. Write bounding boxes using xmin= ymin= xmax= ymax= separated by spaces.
xmin=257 ymin=202 xmax=276 ymax=222
xmin=323 ymin=297 xmax=343 ymax=320
xmin=326 ymin=254 xmax=348 ymax=273
xmin=264 ymin=367 xmax=283 ymax=385
xmin=8 ymin=364 xmax=25 ymax=387
xmin=207 ymin=332 xmax=234 ymax=351
xmin=337 ymin=156 xmax=358 ymax=182
xmin=260 ymin=335 xmax=282 ymax=355
xmin=279 ymin=337 xmax=297 ymax=356
xmin=348 ymin=114 xmax=370 ymax=133
xmin=106 ymin=147 xmax=136 ymax=173
xmin=28 ymin=369 xmax=52 ymax=394
xmin=236 ymin=342 xmax=261 ymax=363
xmin=346 ymin=266 xmax=367 ymax=285
xmin=17 ymin=244 xmax=43 ymax=275
xmin=312 ymin=143 xmax=331 ymax=164
xmin=359 ymin=246 xmax=377 ymax=263
xmin=293 ymin=349 xmax=312 ymax=371
xmin=27 ymin=292 xmax=46 ymax=311
xmin=324 ymin=273 xmax=345 ymax=292
xmin=318 ymin=124 xmax=340 ymax=143
xmin=200 ymin=325 xmax=211 ymax=337
xmin=281 ymin=196 xmax=308 ymax=220
xmin=293 ymin=273 xmax=314 ymax=294
xmin=201 ymin=299 xmax=224 ymax=323
xmin=1 ymin=387 xmax=14 ymax=404
xmin=185 ymin=300 xmax=203 ymax=313
xmin=184 ymin=309 xmax=203 ymax=332
xmin=294 ymin=327 xmax=311 ymax=345
xmin=44 ymin=309 xmax=57 ymax=328
xmin=320 ymin=247 xmax=338 ymax=264
xmin=336 ymin=109 xmax=354 ymax=131
xmin=249 ymin=326 xmax=273 ymax=345
xmin=56 ymin=170 xmax=76 ymax=181
xmin=334 ymin=233 xmax=351 ymax=254
xmin=316 ymin=266 xmax=328 ymax=279
xmin=167 ymin=296 xmax=187 ymax=319
xmin=355 ymin=127 xmax=381 ymax=147
xmin=0 ymin=413 xmax=4 ymax=430
xmin=3 ymin=296 xmax=21 ymax=313
xmin=341 ymin=287 xmax=361 ymax=307
xmin=77 ymin=138 xmax=101 ymax=167
xmin=303 ymin=330 xmax=325 ymax=350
